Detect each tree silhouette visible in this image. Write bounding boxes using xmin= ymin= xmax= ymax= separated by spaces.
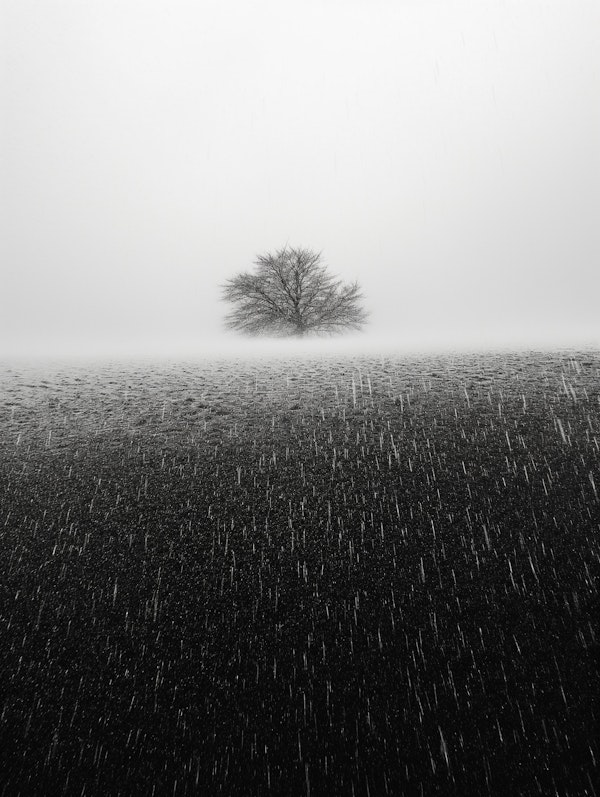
xmin=221 ymin=246 xmax=368 ymax=337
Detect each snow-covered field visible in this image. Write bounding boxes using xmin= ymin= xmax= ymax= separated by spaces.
xmin=1 ymin=350 xmax=599 ymax=795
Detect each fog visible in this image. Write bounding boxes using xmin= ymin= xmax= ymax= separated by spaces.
xmin=1 ymin=0 xmax=599 ymax=357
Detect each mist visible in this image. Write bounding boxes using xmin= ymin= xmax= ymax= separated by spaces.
xmin=2 ymin=0 xmax=599 ymax=357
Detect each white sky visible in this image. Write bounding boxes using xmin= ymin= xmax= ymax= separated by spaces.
xmin=1 ymin=0 xmax=599 ymax=356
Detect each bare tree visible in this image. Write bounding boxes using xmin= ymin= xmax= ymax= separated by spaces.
xmin=221 ymin=246 xmax=368 ymax=337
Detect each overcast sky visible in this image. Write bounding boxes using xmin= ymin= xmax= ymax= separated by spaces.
xmin=1 ymin=0 xmax=598 ymax=356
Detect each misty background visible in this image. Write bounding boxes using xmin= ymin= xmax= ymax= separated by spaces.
xmin=1 ymin=0 xmax=598 ymax=357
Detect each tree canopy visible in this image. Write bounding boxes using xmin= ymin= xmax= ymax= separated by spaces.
xmin=221 ymin=246 xmax=368 ymax=337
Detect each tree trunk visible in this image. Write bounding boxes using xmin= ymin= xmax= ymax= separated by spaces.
xmin=292 ymin=314 xmax=305 ymax=337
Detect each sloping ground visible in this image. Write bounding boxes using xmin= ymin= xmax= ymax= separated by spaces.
xmin=0 ymin=351 xmax=599 ymax=796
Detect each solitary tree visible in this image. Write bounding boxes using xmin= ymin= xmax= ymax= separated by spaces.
xmin=221 ymin=246 xmax=368 ymax=337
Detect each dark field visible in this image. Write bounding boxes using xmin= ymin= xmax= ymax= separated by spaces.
xmin=1 ymin=350 xmax=599 ymax=796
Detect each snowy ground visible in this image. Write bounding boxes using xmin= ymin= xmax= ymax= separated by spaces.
xmin=0 ymin=350 xmax=599 ymax=795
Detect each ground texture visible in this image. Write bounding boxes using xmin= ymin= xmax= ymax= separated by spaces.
xmin=0 ymin=351 xmax=599 ymax=796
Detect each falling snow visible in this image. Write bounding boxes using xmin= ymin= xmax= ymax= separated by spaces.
xmin=0 ymin=350 xmax=599 ymax=795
